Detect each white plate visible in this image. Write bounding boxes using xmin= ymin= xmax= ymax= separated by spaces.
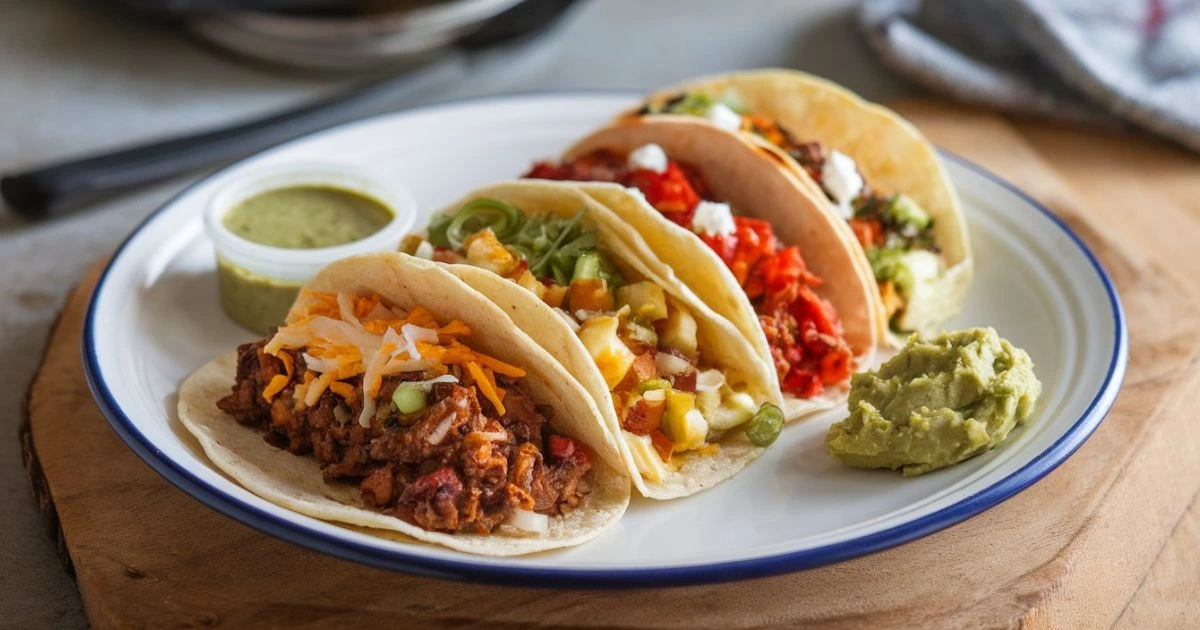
xmin=84 ymin=93 xmax=1126 ymax=587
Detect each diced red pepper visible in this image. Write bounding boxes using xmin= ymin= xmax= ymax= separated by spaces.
xmin=849 ymin=217 xmax=885 ymax=249
xmin=649 ymin=429 xmax=674 ymax=462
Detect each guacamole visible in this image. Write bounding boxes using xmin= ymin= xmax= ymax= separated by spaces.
xmin=826 ymin=327 xmax=1041 ymax=476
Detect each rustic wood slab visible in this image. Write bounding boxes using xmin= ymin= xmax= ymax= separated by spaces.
xmin=21 ymin=102 xmax=1200 ymax=628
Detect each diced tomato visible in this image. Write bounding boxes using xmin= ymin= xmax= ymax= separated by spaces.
xmin=622 ymin=398 xmax=665 ymax=435
xmin=649 ymin=429 xmax=674 ymax=462
xmin=625 ymin=163 xmax=701 ymax=221
xmin=548 ymin=435 xmax=590 ymax=466
xmin=616 ymin=352 xmax=658 ymax=392
xmin=849 ymin=218 xmax=885 ymax=249
xmin=671 ymin=369 xmax=697 ymax=393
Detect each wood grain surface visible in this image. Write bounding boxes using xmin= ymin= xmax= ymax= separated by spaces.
xmin=21 ymin=101 xmax=1200 ymax=628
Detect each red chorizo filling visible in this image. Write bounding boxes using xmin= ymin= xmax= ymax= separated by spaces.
xmin=215 ymin=290 xmax=591 ymax=534
xmin=525 ymin=151 xmax=855 ymax=399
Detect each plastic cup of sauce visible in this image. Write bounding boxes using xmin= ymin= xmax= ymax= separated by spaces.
xmin=204 ymin=163 xmax=416 ymax=334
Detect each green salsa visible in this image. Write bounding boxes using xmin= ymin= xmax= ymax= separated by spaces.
xmin=223 ymin=185 xmax=393 ymax=249
xmin=217 ymin=185 xmax=394 ymax=334
xmin=216 ymin=256 xmax=303 ymax=335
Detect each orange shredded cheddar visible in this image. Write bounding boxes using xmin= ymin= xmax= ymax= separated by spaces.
xmin=436 ymin=321 xmax=472 ymax=339
xmin=262 ymin=374 xmax=290 ymax=403
xmin=329 ymin=381 xmax=356 ymax=400
xmin=466 ymin=361 xmax=505 ymax=415
xmin=277 ymin=351 xmax=295 ymax=379
xmin=472 ymin=353 xmax=526 ymax=378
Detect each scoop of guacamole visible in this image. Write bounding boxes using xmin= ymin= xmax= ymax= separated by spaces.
xmin=826 ymin=327 xmax=1041 ymax=476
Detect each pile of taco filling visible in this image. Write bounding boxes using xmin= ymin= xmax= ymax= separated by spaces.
xmin=526 ymin=147 xmax=856 ymax=400
xmin=640 ymin=91 xmax=947 ymax=331
xmin=216 ymin=290 xmax=592 ymax=534
xmin=402 ymin=199 xmax=781 ymax=483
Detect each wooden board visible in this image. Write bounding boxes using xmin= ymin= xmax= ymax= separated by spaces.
xmin=21 ymin=101 xmax=1200 ymax=628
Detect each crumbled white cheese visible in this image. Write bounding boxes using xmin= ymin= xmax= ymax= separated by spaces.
xmin=706 ymin=102 xmax=742 ymax=132
xmin=413 ymin=240 xmax=434 ymax=260
xmin=626 ymin=143 xmax=668 ymax=173
xmin=822 ymin=150 xmax=864 ymax=219
xmin=691 ymin=200 xmax=736 ymax=236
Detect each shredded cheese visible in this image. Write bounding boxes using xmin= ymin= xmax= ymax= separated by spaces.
xmin=264 ymin=290 xmax=524 ymax=426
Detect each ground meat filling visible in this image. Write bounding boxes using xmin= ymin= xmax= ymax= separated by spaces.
xmin=216 ymin=337 xmax=593 ymax=534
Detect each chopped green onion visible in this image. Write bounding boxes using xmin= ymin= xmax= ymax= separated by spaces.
xmin=637 ymin=379 xmax=672 ymax=393
xmin=391 ymin=384 xmax=428 ymax=415
xmin=745 ymin=403 xmax=784 ymax=447
xmin=445 ymin=198 xmax=524 ymax=249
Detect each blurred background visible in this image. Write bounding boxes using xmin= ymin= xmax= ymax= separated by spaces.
xmin=2 ymin=0 xmax=1196 ymax=626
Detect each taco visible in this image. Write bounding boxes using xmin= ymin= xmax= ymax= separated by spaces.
xmin=177 ymin=253 xmax=630 ymax=556
xmin=631 ymin=69 xmax=973 ymax=345
xmin=401 ymin=181 xmax=784 ymax=499
xmin=524 ymin=120 xmax=878 ymax=417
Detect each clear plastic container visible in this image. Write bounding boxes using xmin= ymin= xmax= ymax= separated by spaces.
xmin=204 ymin=162 xmax=417 ymax=334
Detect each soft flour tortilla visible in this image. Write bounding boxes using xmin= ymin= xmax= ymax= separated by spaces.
xmin=642 ymin=69 xmax=974 ymax=345
xmin=560 ymin=120 xmax=878 ymax=416
xmin=434 ymin=181 xmax=780 ymax=500
xmin=178 ymin=253 xmax=630 ymax=556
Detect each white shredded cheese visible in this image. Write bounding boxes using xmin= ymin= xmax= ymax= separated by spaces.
xmin=400 ymin=323 xmax=439 ymax=360
xmin=426 ymin=414 xmax=454 ymax=444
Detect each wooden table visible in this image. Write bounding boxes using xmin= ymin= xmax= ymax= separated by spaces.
xmin=21 ymin=101 xmax=1200 ymax=628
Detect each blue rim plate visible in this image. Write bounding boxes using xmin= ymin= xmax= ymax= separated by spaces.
xmin=83 ymin=92 xmax=1126 ymax=588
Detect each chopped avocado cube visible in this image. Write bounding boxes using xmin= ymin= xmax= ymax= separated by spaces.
xmin=616 ymin=281 xmax=669 ymax=321
xmin=885 ymin=194 xmax=932 ymax=230
xmin=745 ymin=403 xmax=784 ymax=447
xmin=659 ymin=297 xmax=699 ymax=357
xmin=867 ymin=247 xmax=915 ymax=297
xmin=662 ymin=390 xmax=706 ymax=451
xmin=623 ymin=431 xmax=669 ymax=481
xmin=391 ymin=384 xmax=427 ymax=415
xmin=577 ymin=315 xmax=637 ymax=389
xmin=637 ymin=378 xmax=671 ymax=393
xmin=703 ymin=390 xmax=758 ymax=431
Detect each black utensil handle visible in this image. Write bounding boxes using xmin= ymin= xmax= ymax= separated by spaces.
xmin=0 ymin=74 xmax=417 ymax=219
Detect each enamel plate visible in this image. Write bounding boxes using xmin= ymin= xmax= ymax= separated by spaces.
xmin=85 ymin=93 xmax=1126 ymax=587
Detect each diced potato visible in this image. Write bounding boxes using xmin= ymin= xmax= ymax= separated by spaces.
xmin=568 ymin=278 xmax=614 ymax=313
xmin=623 ymin=431 xmax=669 ymax=482
xmin=577 ymin=316 xmax=637 ymax=389
xmin=465 ymin=229 xmax=520 ymax=276
xmin=543 ymin=284 xmax=568 ymax=308
xmin=662 ymin=390 xmax=706 ymax=450
xmin=703 ymin=390 xmax=757 ymax=431
xmin=616 ymin=281 xmax=668 ymax=321
xmin=514 ymin=269 xmax=547 ymax=301
xmin=659 ymin=297 xmax=699 ymax=358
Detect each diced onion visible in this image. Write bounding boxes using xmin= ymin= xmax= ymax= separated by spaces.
xmin=655 ymin=352 xmax=692 ymax=376
xmin=695 ymin=369 xmax=725 ymax=392
xmin=426 ymin=413 xmax=455 ymax=445
xmin=508 ymin=509 xmax=549 ymax=534
xmin=642 ymin=388 xmax=666 ymax=402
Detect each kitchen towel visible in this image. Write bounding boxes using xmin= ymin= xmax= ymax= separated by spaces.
xmin=860 ymin=0 xmax=1200 ymax=152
